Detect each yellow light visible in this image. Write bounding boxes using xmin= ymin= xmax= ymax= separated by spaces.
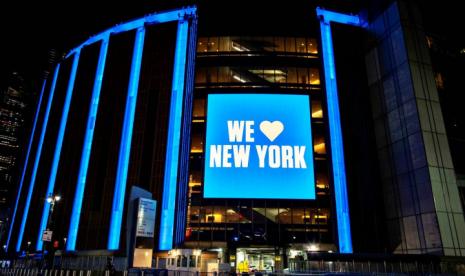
xmin=189 ymin=182 xmax=201 ymax=187
xmin=312 ymin=110 xmax=323 ymax=118
xmin=314 ymin=143 xmax=326 ymax=154
xmin=310 ymin=78 xmax=320 ymax=85
xmin=206 ymin=213 xmax=222 ymax=222
xmin=316 ymin=183 xmax=326 ymax=189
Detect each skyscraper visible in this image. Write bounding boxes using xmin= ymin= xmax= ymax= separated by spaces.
xmin=0 ymin=72 xmax=30 ymax=244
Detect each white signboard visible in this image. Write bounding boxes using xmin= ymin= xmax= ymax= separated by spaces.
xmin=42 ymin=230 xmax=53 ymax=242
xmin=136 ymin=198 xmax=156 ymax=238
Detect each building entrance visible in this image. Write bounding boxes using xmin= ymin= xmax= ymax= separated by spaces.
xmin=236 ymin=248 xmax=275 ymax=273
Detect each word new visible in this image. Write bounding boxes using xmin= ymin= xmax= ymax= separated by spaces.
xmin=209 ymin=120 xmax=307 ymax=169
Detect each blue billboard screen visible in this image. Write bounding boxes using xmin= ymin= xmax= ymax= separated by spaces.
xmin=204 ymin=94 xmax=315 ymax=199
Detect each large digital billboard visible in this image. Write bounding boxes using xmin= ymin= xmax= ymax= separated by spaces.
xmin=204 ymin=94 xmax=315 ymax=199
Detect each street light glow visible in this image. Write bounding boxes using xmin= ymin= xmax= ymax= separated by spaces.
xmin=46 ymin=197 xmax=53 ymax=203
xmin=54 ymin=195 xmax=61 ymax=202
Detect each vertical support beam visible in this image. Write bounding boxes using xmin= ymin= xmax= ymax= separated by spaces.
xmin=159 ymin=19 xmax=189 ymax=250
xmin=67 ymin=36 xmax=109 ymax=251
xmin=317 ymin=8 xmax=359 ymax=253
xmin=16 ymin=65 xmax=60 ymax=252
xmin=108 ymin=27 xmax=146 ymax=250
xmin=37 ymin=51 xmax=81 ymax=251
xmin=7 ymin=79 xmax=47 ymax=251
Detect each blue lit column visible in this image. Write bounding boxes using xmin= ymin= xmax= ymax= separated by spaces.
xmin=7 ymin=79 xmax=47 ymax=251
xmin=159 ymin=19 xmax=189 ymax=251
xmin=16 ymin=65 xmax=60 ymax=252
xmin=316 ymin=7 xmax=363 ymax=253
xmin=108 ymin=27 xmax=146 ymax=250
xmin=37 ymin=50 xmax=81 ymax=251
xmin=67 ymin=36 xmax=109 ymax=251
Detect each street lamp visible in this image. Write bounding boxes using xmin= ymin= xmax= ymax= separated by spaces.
xmin=46 ymin=194 xmax=61 ymax=204
xmin=42 ymin=194 xmax=61 ymax=269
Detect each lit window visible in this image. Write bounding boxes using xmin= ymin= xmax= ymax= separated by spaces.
xmin=310 ymin=69 xmax=320 ymax=85
xmin=311 ymin=101 xmax=323 ymax=118
xmin=314 ymin=135 xmax=326 ymax=154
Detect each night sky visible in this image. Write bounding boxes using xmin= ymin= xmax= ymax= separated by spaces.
xmin=0 ymin=1 xmax=464 ymax=92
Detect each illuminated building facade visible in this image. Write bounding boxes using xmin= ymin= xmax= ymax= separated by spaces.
xmin=4 ymin=0 xmax=465 ymax=273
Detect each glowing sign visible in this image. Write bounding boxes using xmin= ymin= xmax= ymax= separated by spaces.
xmin=204 ymin=94 xmax=315 ymax=199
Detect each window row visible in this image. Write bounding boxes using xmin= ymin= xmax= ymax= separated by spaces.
xmin=192 ymin=99 xmax=324 ymax=120
xmin=195 ymin=67 xmax=320 ymax=85
xmin=187 ymin=206 xmax=330 ymax=225
xmin=188 ymin=170 xmax=330 ymax=197
xmin=197 ymin=37 xmax=318 ymax=55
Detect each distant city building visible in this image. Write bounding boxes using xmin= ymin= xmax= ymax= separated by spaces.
xmin=0 ymin=49 xmax=56 ymax=248
xmin=0 ymin=72 xmax=29 ymax=244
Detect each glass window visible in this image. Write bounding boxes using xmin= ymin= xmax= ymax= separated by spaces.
xmin=274 ymin=37 xmax=285 ymax=52
xmin=316 ymin=173 xmax=329 ymax=195
xmin=196 ymin=66 xmax=320 ymax=86
xmin=314 ymin=135 xmax=326 ymax=155
xmin=197 ymin=38 xmax=208 ymax=52
xmin=195 ymin=67 xmax=206 ymax=84
xmin=307 ymin=38 xmax=318 ymax=54
xmin=182 ymin=256 xmax=188 ymax=267
xmin=310 ymin=68 xmax=320 ymax=85
xmin=208 ymin=37 xmax=219 ymax=52
xmin=311 ymin=101 xmax=323 ymax=118
xmin=218 ymin=66 xmax=231 ymax=83
xmin=207 ymin=67 xmax=218 ymax=83
xmin=262 ymin=37 xmax=276 ymax=52
xmin=297 ymin=68 xmax=309 ymax=84
xmin=219 ymin=36 xmax=230 ymax=52
xmin=190 ymin=129 xmax=203 ymax=153
xmin=189 ymin=255 xmax=196 ymax=267
xmin=197 ymin=36 xmax=319 ymax=55
xmin=193 ymin=99 xmax=205 ymax=118
xmin=285 ymin=37 xmax=296 ymax=52
xmin=296 ymin=38 xmax=307 ymax=53
xmin=286 ymin=67 xmax=297 ymax=84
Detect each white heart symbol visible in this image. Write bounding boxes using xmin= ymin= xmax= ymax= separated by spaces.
xmin=259 ymin=121 xmax=284 ymax=142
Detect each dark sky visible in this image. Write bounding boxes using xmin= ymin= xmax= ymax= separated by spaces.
xmin=0 ymin=1 xmax=463 ymax=92
xmin=0 ymin=1 xmax=193 ymax=91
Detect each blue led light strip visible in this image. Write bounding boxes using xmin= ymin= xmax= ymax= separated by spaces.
xmin=36 ymin=51 xmax=81 ymax=251
xmin=67 ymin=36 xmax=109 ymax=251
xmin=159 ymin=19 xmax=189 ymax=251
xmin=6 ymin=79 xmax=47 ymax=251
xmin=16 ymin=65 xmax=60 ymax=252
xmin=107 ymin=27 xmax=146 ymax=250
xmin=316 ymin=7 xmax=361 ymax=26
xmin=65 ymin=8 xmax=196 ymax=58
xmin=316 ymin=7 xmax=364 ymax=253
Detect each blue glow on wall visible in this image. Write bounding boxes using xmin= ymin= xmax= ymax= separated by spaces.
xmin=37 ymin=51 xmax=81 ymax=251
xmin=204 ymin=94 xmax=315 ymax=200
xmin=6 ymin=79 xmax=47 ymax=251
xmin=159 ymin=19 xmax=189 ymax=251
xmin=108 ymin=27 xmax=146 ymax=250
xmin=67 ymin=37 xmax=109 ymax=251
xmin=316 ymin=7 xmax=365 ymax=254
xmin=16 ymin=65 xmax=60 ymax=252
